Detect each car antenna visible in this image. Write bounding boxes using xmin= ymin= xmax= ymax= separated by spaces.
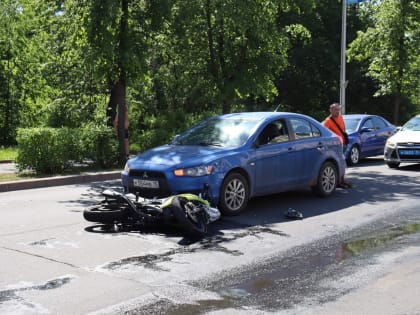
xmin=274 ymin=104 xmax=281 ymax=112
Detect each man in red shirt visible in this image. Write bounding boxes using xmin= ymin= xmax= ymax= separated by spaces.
xmin=324 ymin=103 xmax=352 ymax=188
xmin=324 ymin=103 xmax=347 ymax=145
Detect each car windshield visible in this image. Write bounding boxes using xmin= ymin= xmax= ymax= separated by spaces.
xmin=343 ymin=117 xmax=360 ymax=132
xmin=173 ymin=117 xmax=261 ymax=147
xmin=402 ymin=117 xmax=420 ymax=131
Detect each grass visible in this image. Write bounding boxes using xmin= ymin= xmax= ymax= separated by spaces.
xmin=0 ymin=172 xmax=35 ymax=182
xmin=0 ymin=146 xmax=18 ymax=161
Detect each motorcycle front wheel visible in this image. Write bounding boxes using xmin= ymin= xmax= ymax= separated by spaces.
xmin=170 ymin=196 xmax=208 ymax=237
xmin=83 ymin=202 xmax=129 ymax=224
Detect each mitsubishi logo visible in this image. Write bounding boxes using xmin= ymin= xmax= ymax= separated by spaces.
xmin=142 ymin=172 xmax=149 ymax=179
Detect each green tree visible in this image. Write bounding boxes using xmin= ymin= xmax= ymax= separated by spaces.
xmin=40 ymin=0 xmax=106 ymax=129
xmin=167 ymin=0 xmax=293 ymax=114
xmin=0 ymin=0 xmax=57 ymax=145
xmin=275 ymin=0 xmax=338 ymax=118
xmin=86 ymin=0 xmax=172 ymax=162
xmin=348 ymin=0 xmax=420 ymax=124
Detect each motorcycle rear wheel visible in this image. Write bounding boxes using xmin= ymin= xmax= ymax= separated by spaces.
xmin=170 ymin=196 xmax=207 ymax=237
xmin=83 ymin=203 xmax=128 ymax=224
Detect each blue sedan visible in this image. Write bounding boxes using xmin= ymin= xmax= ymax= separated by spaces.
xmin=122 ymin=112 xmax=346 ymax=215
xmin=343 ymin=114 xmax=397 ymax=165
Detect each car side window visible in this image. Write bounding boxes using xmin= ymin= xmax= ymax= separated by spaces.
xmin=311 ymin=123 xmax=321 ymax=137
xmin=372 ymin=117 xmax=387 ymax=129
xmin=257 ymin=119 xmax=290 ymax=145
xmin=362 ymin=118 xmax=374 ymax=130
xmin=290 ymin=118 xmax=318 ymax=139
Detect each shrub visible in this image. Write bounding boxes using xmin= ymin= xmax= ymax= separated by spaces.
xmin=16 ymin=125 xmax=119 ymax=174
xmin=81 ymin=124 xmax=119 ymax=168
xmin=16 ymin=127 xmax=83 ymax=174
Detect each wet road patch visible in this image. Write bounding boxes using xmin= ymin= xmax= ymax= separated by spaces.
xmin=99 ymin=225 xmax=288 ymax=272
xmin=0 ymin=276 xmax=74 ymax=314
xmin=152 ymin=219 xmax=420 ymax=314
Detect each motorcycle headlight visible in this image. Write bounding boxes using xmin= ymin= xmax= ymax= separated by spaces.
xmin=174 ymin=165 xmax=213 ymax=177
xmin=386 ymin=139 xmax=397 ymax=149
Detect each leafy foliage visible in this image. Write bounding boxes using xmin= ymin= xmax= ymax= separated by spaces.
xmin=81 ymin=124 xmax=119 ymax=168
xmin=348 ymin=0 xmax=420 ymax=123
xmin=16 ymin=127 xmax=83 ymax=174
xmin=1 ymin=0 xmax=419 ymax=173
xmin=16 ymin=125 xmax=118 ymax=174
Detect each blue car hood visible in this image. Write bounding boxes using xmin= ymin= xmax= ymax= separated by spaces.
xmin=128 ymin=144 xmax=231 ymax=169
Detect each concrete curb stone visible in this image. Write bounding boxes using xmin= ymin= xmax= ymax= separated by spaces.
xmin=0 ymin=171 xmax=121 ymax=193
xmin=0 ymin=160 xmax=14 ymax=163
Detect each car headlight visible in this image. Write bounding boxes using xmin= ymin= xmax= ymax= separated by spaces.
xmin=124 ymin=163 xmax=130 ymax=173
xmin=386 ymin=139 xmax=397 ymax=149
xmin=174 ymin=165 xmax=213 ymax=177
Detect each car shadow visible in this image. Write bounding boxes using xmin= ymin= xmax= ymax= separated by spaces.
xmin=348 ymin=156 xmax=384 ymax=168
xmin=76 ymin=163 xmax=419 ymax=245
xmin=211 ymin=162 xmax=420 ymax=232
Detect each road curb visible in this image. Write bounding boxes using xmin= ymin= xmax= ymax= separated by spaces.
xmin=0 ymin=171 xmax=121 ymax=193
xmin=0 ymin=160 xmax=14 ymax=164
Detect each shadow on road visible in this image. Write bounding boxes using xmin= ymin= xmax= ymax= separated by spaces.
xmin=74 ymin=160 xmax=420 ymax=245
xmin=225 ymin=159 xmax=420 ymax=227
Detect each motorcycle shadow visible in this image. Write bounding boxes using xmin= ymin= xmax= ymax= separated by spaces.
xmin=84 ymin=223 xmax=224 ymax=245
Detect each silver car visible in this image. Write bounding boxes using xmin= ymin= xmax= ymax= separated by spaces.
xmin=384 ymin=114 xmax=420 ymax=168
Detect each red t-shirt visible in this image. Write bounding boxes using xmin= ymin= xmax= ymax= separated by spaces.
xmin=324 ymin=115 xmax=346 ymax=144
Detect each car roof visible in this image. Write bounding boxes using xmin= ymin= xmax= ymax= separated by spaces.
xmin=216 ymin=111 xmax=311 ymax=120
xmin=343 ymin=114 xmax=375 ymax=119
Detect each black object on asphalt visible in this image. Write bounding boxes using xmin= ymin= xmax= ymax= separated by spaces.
xmin=284 ymin=208 xmax=303 ymax=220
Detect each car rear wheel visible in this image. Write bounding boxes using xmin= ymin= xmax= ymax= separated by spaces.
xmin=219 ymin=172 xmax=249 ymax=216
xmin=312 ymin=161 xmax=337 ymax=197
xmin=347 ymin=145 xmax=360 ymax=165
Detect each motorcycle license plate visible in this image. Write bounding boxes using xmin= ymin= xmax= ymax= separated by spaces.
xmin=133 ymin=179 xmax=159 ymax=189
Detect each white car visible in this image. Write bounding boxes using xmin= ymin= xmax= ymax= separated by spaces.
xmin=384 ymin=114 xmax=420 ymax=168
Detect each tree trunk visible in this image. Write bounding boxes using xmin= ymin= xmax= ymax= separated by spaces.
xmin=222 ymin=99 xmax=230 ymax=114
xmin=114 ymin=0 xmax=129 ymax=164
xmin=393 ymin=93 xmax=400 ymax=125
xmin=106 ymin=82 xmax=119 ymax=127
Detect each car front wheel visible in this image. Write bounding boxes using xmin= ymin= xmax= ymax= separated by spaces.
xmin=219 ymin=172 xmax=249 ymax=216
xmin=312 ymin=161 xmax=338 ymax=197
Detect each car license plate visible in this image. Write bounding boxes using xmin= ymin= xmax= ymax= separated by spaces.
xmin=399 ymin=149 xmax=420 ymax=155
xmin=133 ymin=179 xmax=159 ymax=189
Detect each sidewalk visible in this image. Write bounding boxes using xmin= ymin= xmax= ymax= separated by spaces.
xmin=0 ymin=161 xmax=121 ymax=193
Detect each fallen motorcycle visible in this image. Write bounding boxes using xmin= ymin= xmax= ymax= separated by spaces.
xmin=83 ymin=185 xmax=220 ymax=237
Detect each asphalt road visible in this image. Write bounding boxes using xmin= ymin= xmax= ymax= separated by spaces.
xmin=0 ymin=158 xmax=419 ymax=314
